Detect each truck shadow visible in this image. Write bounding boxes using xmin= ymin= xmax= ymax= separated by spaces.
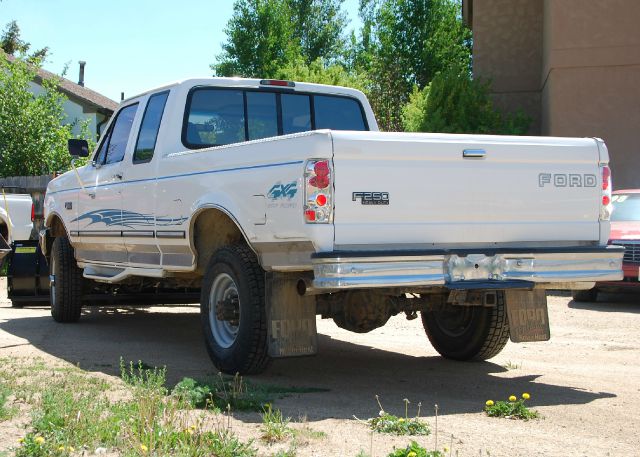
xmin=568 ymin=293 xmax=640 ymax=313
xmin=0 ymin=305 xmax=615 ymax=421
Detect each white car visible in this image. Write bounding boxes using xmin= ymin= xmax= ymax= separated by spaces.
xmin=1 ymin=189 xmax=33 ymax=244
xmin=41 ymin=77 xmax=623 ymax=374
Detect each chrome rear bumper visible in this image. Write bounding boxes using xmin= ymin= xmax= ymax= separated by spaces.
xmin=311 ymin=246 xmax=624 ymax=291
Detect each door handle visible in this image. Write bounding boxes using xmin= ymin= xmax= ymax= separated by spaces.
xmin=113 ymin=173 xmax=123 ymax=180
xmin=463 ymin=149 xmax=486 ymax=159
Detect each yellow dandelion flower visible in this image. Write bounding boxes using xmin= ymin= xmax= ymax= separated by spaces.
xmin=35 ymin=436 xmax=45 ymax=445
xmin=187 ymin=429 xmax=194 ymax=436
xmin=189 ymin=425 xmax=197 ymax=431
xmin=485 ymin=400 xmax=494 ymax=407
xmin=444 ymin=447 xmax=449 ymax=452
xmin=508 ymin=395 xmax=517 ymax=402
xmin=398 ymin=418 xmax=405 ymax=422
xmin=522 ymin=393 xmax=531 ymax=400
xmin=408 ymin=452 xmax=417 ymax=457
xmin=58 ymin=446 xmax=66 ymax=452
xmin=18 ymin=438 xmax=25 ymax=444
xmin=68 ymin=447 xmax=74 ymax=452
xmin=140 ymin=444 xmax=148 ymax=453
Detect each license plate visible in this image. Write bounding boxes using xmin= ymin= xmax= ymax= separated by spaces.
xmin=505 ymin=289 xmax=550 ymax=343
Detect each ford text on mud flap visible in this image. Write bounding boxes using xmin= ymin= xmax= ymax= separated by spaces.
xmin=41 ymin=77 xmax=623 ymax=374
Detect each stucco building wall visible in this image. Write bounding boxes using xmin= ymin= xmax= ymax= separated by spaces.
xmin=467 ymin=0 xmax=640 ymax=189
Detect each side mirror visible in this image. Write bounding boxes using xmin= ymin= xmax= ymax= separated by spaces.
xmin=68 ymin=139 xmax=89 ymax=157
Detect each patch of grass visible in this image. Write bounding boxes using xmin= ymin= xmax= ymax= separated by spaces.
xmin=260 ymin=403 xmax=293 ymax=444
xmin=388 ymin=441 xmax=443 ymax=457
xmin=366 ymin=396 xmax=430 ymax=436
xmin=0 ymin=380 xmax=17 ymax=421
xmin=8 ymin=358 xmax=256 ymax=457
xmin=170 ymin=374 xmax=328 ymax=412
xmin=484 ymin=393 xmax=540 ymax=420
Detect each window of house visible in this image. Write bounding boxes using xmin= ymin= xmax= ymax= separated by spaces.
xmin=133 ymin=91 xmax=169 ymax=163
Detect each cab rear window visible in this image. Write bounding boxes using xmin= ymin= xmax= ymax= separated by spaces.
xmin=182 ymin=87 xmax=367 ymax=149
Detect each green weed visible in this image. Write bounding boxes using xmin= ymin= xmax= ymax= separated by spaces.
xmin=366 ymin=396 xmax=430 ymax=436
xmin=484 ymin=393 xmax=540 ymax=420
xmin=388 ymin=440 xmax=443 ymax=457
xmin=260 ymin=403 xmax=293 ymax=444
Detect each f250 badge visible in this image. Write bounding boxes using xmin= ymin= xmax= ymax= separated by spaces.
xmin=352 ymin=192 xmax=390 ymax=205
xmin=268 ymin=182 xmax=297 ymax=200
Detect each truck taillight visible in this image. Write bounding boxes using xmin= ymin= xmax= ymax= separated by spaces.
xmin=600 ymin=165 xmax=612 ymax=221
xmin=304 ymin=159 xmax=333 ymax=224
xmin=31 ymin=203 xmax=35 ymax=222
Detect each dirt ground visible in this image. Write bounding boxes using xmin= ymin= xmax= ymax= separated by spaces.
xmin=1 ymin=276 xmax=639 ymax=457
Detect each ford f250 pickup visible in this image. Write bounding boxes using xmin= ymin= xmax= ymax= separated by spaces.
xmin=41 ymin=78 xmax=624 ymax=374
xmin=1 ymin=189 xmax=34 ymax=263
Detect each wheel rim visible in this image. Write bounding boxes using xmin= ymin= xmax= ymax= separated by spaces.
xmin=208 ymin=273 xmax=240 ymax=348
xmin=430 ymin=306 xmax=475 ymax=338
xmin=50 ymin=253 xmax=56 ymax=307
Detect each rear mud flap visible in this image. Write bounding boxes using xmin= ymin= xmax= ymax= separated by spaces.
xmin=266 ymin=272 xmax=317 ymax=358
xmin=504 ymin=289 xmax=550 ymax=343
xmin=7 ymin=240 xmax=50 ymax=304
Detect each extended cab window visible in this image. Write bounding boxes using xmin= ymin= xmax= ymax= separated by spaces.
xmin=133 ymin=91 xmax=169 ymax=163
xmin=182 ymin=87 xmax=367 ymax=149
xmin=314 ymin=95 xmax=366 ymax=131
xmin=184 ymin=89 xmax=245 ymax=147
xmin=95 ymin=103 xmax=138 ymax=165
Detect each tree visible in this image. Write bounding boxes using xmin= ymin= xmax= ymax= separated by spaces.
xmin=402 ymin=66 xmax=530 ymax=135
xmin=274 ymin=57 xmax=366 ymax=89
xmin=355 ymin=0 xmax=471 ymax=131
xmin=0 ymin=21 xmax=48 ymax=62
xmin=212 ymin=0 xmax=348 ymax=78
xmin=0 ymin=54 xmax=86 ymax=177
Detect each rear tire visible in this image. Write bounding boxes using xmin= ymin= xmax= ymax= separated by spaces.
xmin=50 ymin=237 xmax=83 ymax=323
xmin=421 ymin=292 xmax=509 ymax=361
xmin=572 ymin=288 xmax=598 ymax=302
xmin=200 ymin=244 xmax=270 ymax=374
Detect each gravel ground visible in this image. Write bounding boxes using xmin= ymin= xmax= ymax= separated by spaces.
xmin=1 ymin=277 xmax=639 ymax=456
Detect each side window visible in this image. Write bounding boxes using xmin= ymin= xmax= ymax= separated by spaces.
xmin=94 ymin=104 xmax=138 ymax=165
xmin=184 ymin=89 xmax=245 ymax=147
xmin=246 ymin=92 xmax=277 ymax=140
xmin=133 ymin=91 xmax=169 ymax=163
xmin=314 ymin=95 xmax=366 ymax=131
xmin=281 ymin=94 xmax=311 ymax=134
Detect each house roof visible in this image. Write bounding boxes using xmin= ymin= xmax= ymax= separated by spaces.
xmin=4 ymin=53 xmax=118 ymax=115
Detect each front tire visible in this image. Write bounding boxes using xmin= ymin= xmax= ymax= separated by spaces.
xmin=50 ymin=237 xmax=83 ymax=323
xmin=200 ymin=245 xmax=270 ymax=374
xmin=421 ymin=292 xmax=509 ymax=361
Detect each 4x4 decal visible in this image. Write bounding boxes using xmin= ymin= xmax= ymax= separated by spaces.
xmin=268 ymin=182 xmax=297 ymax=200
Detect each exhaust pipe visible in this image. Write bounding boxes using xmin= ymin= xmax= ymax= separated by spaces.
xmin=297 ymin=278 xmax=337 ymax=296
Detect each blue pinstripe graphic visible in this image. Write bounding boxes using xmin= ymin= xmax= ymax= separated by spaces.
xmin=48 ymin=160 xmax=305 ymax=195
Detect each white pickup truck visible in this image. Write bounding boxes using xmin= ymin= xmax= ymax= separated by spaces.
xmin=1 ymin=189 xmax=33 ymax=244
xmin=41 ymin=78 xmax=623 ymax=374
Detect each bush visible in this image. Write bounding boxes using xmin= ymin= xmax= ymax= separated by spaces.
xmin=402 ymin=66 xmax=530 ymax=135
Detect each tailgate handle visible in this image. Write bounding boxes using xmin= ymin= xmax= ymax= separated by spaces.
xmin=463 ymin=149 xmax=486 ymax=159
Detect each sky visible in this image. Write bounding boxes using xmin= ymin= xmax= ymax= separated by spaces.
xmin=0 ymin=0 xmax=362 ymax=102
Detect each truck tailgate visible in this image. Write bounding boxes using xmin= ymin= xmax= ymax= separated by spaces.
xmin=331 ymin=132 xmax=604 ymax=248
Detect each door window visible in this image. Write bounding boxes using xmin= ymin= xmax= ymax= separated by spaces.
xmin=95 ymin=103 xmax=139 ymax=165
xmin=134 ymin=91 xmax=169 ymax=163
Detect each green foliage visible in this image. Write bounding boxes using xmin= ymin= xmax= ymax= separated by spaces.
xmin=172 ymin=377 xmax=213 ymax=408
xmin=484 ymin=393 xmax=540 ymax=420
xmin=387 ymin=441 xmax=443 ymax=457
xmin=0 ymin=54 xmax=92 ymax=177
xmin=275 ymin=57 xmax=366 ymax=90
xmin=213 ymin=0 xmax=347 ymax=78
xmin=359 ymin=0 xmax=471 ymax=131
xmin=0 ymin=20 xmax=48 ymax=61
xmin=402 ymin=66 xmax=531 ymax=134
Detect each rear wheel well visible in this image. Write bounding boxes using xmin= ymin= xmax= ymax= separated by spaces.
xmin=192 ymin=208 xmax=251 ymax=275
